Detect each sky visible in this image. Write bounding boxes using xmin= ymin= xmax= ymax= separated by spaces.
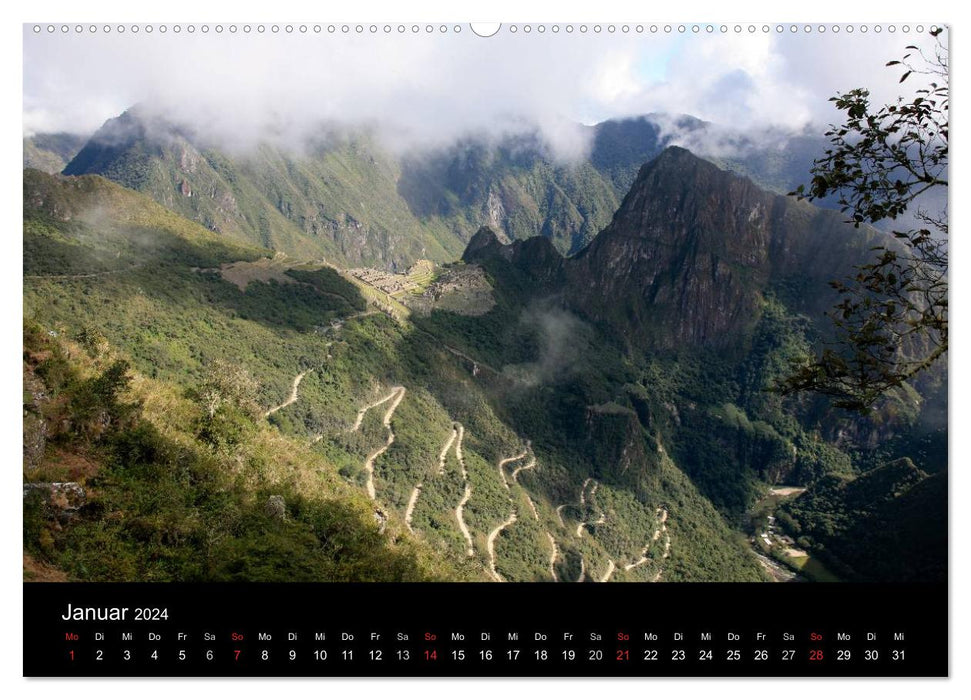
xmin=22 ymin=23 xmax=945 ymax=159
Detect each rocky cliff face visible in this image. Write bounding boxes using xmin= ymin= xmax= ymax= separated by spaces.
xmin=466 ymin=146 xmax=882 ymax=351
xmin=571 ymin=146 xmax=778 ymax=347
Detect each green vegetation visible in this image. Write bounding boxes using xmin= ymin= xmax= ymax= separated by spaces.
xmin=777 ymin=459 xmax=945 ymax=582
xmin=782 ymin=35 xmax=948 ymax=410
xmin=23 ymin=132 xmax=87 ymax=173
xmin=23 ymin=169 xmax=764 ymax=582
xmin=64 ymin=113 xmax=467 ymax=268
xmin=22 ymin=321 xmax=462 ymax=582
xmin=24 ymin=151 xmax=944 ymax=584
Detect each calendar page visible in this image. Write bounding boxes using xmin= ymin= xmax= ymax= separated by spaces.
xmin=21 ymin=19 xmax=948 ymax=678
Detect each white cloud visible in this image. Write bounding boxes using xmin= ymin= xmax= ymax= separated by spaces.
xmin=22 ymin=25 xmax=944 ymax=159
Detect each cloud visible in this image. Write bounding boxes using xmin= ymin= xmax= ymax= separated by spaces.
xmin=502 ymin=303 xmax=589 ymax=387
xmin=22 ymin=25 xmax=944 ymax=159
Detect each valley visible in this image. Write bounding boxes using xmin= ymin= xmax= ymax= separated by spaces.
xmin=22 ymin=128 xmax=946 ymax=585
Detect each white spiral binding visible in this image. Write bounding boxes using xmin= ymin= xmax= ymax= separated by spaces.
xmin=31 ymin=24 xmax=943 ymax=36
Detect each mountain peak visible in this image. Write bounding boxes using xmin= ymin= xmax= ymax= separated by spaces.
xmin=638 ymin=145 xmax=721 ymax=180
xmin=462 ymin=226 xmax=502 ymax=262
xmin=608 ymin=146 xmax=761 ymax=235
xmin=565 ymin=147 xmax=878 ymax=349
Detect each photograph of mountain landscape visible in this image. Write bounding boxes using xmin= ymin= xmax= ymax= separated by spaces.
xmin=23 ymin=23 xmax=947 ymax=585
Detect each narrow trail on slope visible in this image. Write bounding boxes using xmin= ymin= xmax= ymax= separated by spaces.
xmin=599 ymin=559 xmax=616 ymax=583
xmin=510 ymin=450 xmax=539 ymax=520
xmin=414 ymin=422 xmax=474 ymax=555
xmin=340 ymin=309 xmax=381 ymax=324
xmin=523 ymin=493 xmax=539 ymax=520
xmin=575 ymin=480 xmax=603 ymax=538
xmin=652 ymin=508 xmax=672 ymax=582
xmin=497 ymin=449 xmax=529 ymax=490
xmin=404 ymin=484 xmax=422 ymax=533
xmin=349 ymin=387 xmax=402 ymax=433
xmin=361 ymin=387 xmax=406 ymax=500
xmin=577 ymin=557 xmax=586 ymax=582
xmin=265 ymin=369 xmax=312 ymax=418
xmin=26 ymin=263 xmax=147 ymax=281
xmin=456 ymin=485 xmax=474 ymax=556
xmin=452 ymin=424 xmax=474 ymax=556
xmin=510 ymin=455 xmax=536 ymax=484
xmin=623 ymin=507 xmax=670 ymax=572
xmin=554 ymin=477 xmax=592 ymax=531
xmin=437 ymin=427 xmax=458 ymax=475
xmin=404 ymin=424 xmax=460 ymax=536
xmin=579 ymin=478 xmax=592 ymax=506
xmin=661 ymin=517 xmax=671 ymax=559
xmin=443 ymin=345 xmax=501 ymax=376
xmin=296 ymin=342 xmax=333 ymax=445
xmin=547 ymin=532 xmax=559 ymax=582
xmin=454 ymin=425 xmax=467 ymax=479
xmin=486 ymin=510 xmax=518 ymax=582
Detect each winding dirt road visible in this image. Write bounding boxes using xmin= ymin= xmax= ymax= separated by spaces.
xmin=577 ymin=557 xmax=586 ymax=582
xmin=507 ymin=451 xmax=540 ymax=520
xmin=350 ymin=387 xmax=403 ymax=433
xmin=497 ymin=449 xmax=528 ymax=490
xmin=497 ymin=443 xmax=539 ymax=520
xmin=486 ymin=510 xmax=518 ymax=582
xmin=404 ymin=422 xmax=464 ymax=536
xmin=453 ymin=426 xmax=474 ymax=555
xmin=575 ymin=479 xmax=603 ymax=538
xmin=435 ymin=423 xmax=475 ymax=556
xmin=623 ymin=547 xmax=652 ymax=571
xmin=359 ymin=387 xmax=406 ymax=500
xmin=546 ymin=532 xmax=559 ymax=582
xmin=623 ymin=507 xmax=670 ymax=572
xmin=579 ymin=478 xmax=592 ymax=506
xmin=437 ymin=427 xmax=458 ymax=475
xmin=523 ymin=493 xmax=539 ymax=520
xmin=456 ymin=484 xmax=474 ymax=556
xmin=510 ymin=455 xmax=536 ymax=484
xmin=599 ymin=559 xmax=616 ymax=583
xmin=265 ymin=369 xmax=312 ymax=418
xmin=454 ymin=424 xmax=467 ymax=479
xmin=404 ymin=484 xmax=422 ymax=533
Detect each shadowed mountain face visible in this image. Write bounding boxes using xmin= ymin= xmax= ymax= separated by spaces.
xmin=23 ymin=132 xmax=88 ymax=174
xmin=779 ymin=459 xmax=947 ymax=582
xmin=466 ymin=147 xmax=883 ymax=350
